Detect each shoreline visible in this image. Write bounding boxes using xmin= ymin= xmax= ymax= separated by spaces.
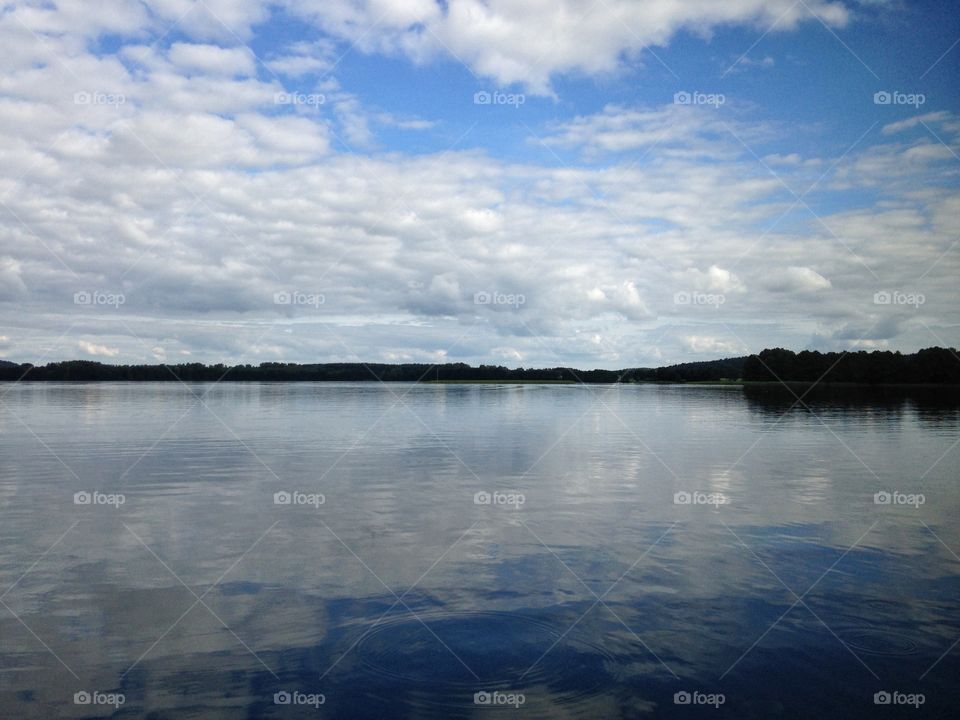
xmin=3 ymin=378 xmax=959 ymax=388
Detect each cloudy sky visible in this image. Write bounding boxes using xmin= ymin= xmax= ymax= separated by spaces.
xmin=0 ymin=0 xmax=958 ymax=368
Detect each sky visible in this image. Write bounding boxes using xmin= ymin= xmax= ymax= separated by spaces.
xmin=0 ymin=0 xmax=958 ymax=369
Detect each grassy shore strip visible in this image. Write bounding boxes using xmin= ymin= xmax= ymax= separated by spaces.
xmin=732 ymin=380 xmax=960 ymax=388
xmin=424 ymin=379 xmax=577 ymax=384
xmin=424 ymin=380 xmax=960 ymax=387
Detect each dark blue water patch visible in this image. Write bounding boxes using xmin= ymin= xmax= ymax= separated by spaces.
xmin=103 ymin=633 xmax=960 ymax=718
xmin=217 ymin=581 xmax=265 ymax=596
xmin=715 ymin=643 xmax=959 ymax=720
xmin=320 ymin=608 xmax=620 ymax=714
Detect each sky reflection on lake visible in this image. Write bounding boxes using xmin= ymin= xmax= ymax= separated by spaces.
xmin=1 ymin=383 xmax=958 ymax=718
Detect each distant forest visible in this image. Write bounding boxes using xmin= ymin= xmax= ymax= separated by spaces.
xmin=742 ymin=347 xmax=960 ymax=384
xmin=1 ymin=348 xmax=957 ymax=384
xmin=0 ymin=357 xmax=745 ymax=383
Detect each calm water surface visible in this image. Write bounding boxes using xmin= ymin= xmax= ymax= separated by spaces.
xmin=1 ymin=382 xmax=958 ymax=718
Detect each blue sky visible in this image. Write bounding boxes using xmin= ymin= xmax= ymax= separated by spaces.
xmin=237 ymin=0 xmax=960 ymax=160
xmin=1 ymin=0 xmax=958 ymax=367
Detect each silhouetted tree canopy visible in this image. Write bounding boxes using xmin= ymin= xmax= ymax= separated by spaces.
xmin=0 ymin=349 xmax=955 ymax=384
xmin=0 ymin=358 xmax=746 ymax=383
xmin=741 ymin=347 xmax=960 ymax=384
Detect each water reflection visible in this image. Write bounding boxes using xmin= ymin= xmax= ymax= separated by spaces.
xmin=0 ymin=383 xmax=958 ymax=718
xmin=743 ymin=384 xmax=960 ymax=425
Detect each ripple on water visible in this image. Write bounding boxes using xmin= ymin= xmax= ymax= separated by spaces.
xmin=352 ymin=610 xmax=617 ymax=709
xmin=838 ymin=627 xmax=920 ymax=656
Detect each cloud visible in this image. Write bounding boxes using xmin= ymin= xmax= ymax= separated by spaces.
xmin=0 ymin=258 xmax=28 ymax=301
xmin=78 ymin=340 xmax=120 ymax=357
xmin=265 ymin=40 xmax=338 ymax=76
xmin=683 ymin=335 xmax=743 ymax=355
xmin=830 ymin=114 xmax=960 ymax=191
xmin=584 ymin=281 xmax=652 ymax=321
xmin=168 ymin=43 xmax=257 ymax=77
xmin=377 ymin=114 xmax=438 ymax=131
xmin=683 ymin=266 xmax=746 ymax=294
xmin=283 ymin=0 xmax=850 ymax=93
xmin=763 ymin=266 xmax=832 ymax=293
xmin=2 ymin=96 xmax=956 ymax=366
xmin=143 ymin=0 xmax=272 ymax=40
xmin=543 ymin=104 xmax=773 ymax=159
xmin=726 ymin=55 xmax=776 ymax=74
xmin=881 ymin=111 xmax=952 ymax=136
xmin=0 ymin=3 xmax=957 ymax=368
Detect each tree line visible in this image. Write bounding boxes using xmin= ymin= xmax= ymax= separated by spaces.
xmin=0 ymin=358 xmax=744 ymax=383
xmin=742 ymin=347 xmax=960 ymax=384
xmin=0 ymin=348 xmax=956 ymax=384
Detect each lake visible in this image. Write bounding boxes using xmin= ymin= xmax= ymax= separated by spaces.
xmin=1 ymin=382 xmax=958 ymax=718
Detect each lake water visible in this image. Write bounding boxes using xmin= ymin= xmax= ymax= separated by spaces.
xmin=1 ymin=382 xmax=958 ymax=718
